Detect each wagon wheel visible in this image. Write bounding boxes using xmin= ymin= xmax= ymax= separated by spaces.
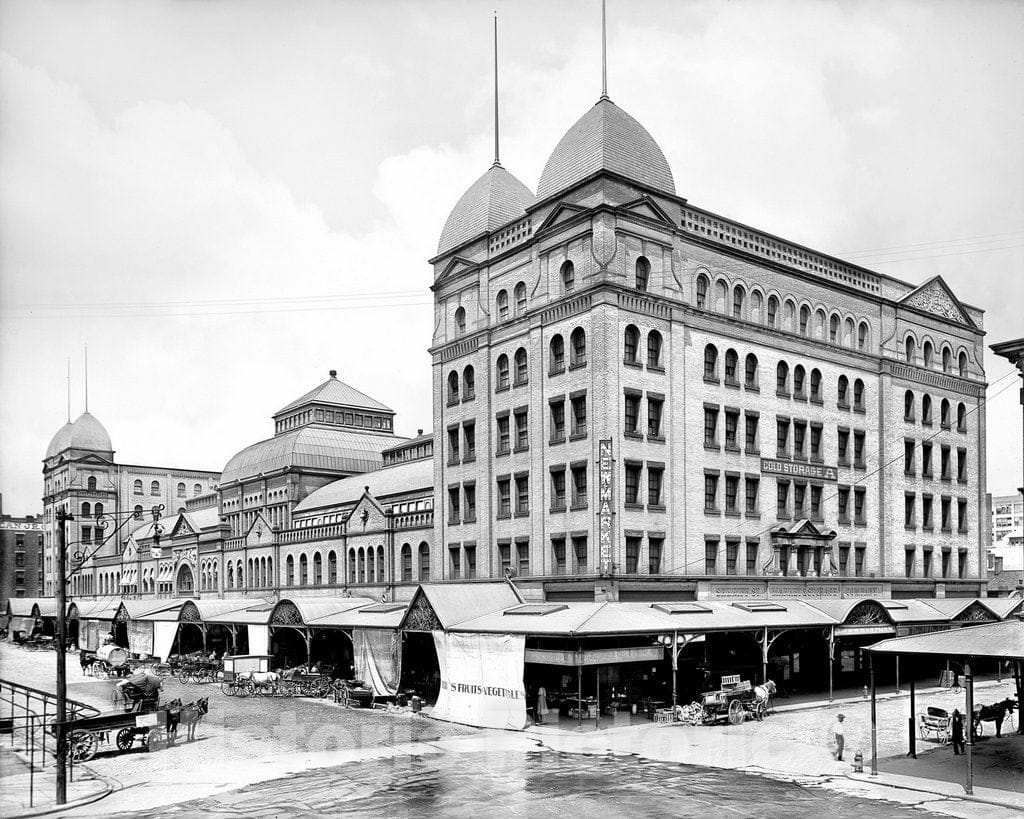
xmin=314 ymin=678 xmax=332 ymax=698
xmin=177 ymin=669 xmax=191 ymax=685
xmin=220 ymin=680 xmax=237 ymax=697
xmin=754 ymin=702 xmax=766 ymax=722
xmin=146 ymin=727 xmax=168 ymax=752
xmin=116 ymin=728 xmax=135 ymax=751
xmin=68 ymin=729 xmax=99 ymax=762
xmin=243 ymin=680 xmax=257 ymax=698
xmin=728 ymin=699 xmax=745 ymax=725
xmin=974 ymin=720 xmax=984 ymax=738
xmin=152 ymin=663 xmax=172 ymax=677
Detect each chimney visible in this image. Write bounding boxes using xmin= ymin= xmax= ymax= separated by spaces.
xmin=329 ymin=370 xmax=337 ymax=378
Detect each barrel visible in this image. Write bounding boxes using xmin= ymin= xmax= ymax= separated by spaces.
xmin=96 ymin=644 xmax=129 ymax=667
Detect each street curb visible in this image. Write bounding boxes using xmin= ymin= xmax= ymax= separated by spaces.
xmin=4 ymin=770 xmax=116 ymax=818
xmin=842 ymin=772 xmax=1023 ymax=812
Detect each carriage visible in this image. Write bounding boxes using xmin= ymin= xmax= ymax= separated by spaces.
xmin=691 ymin=675 xmax=768 ymax=726
xmin=51 ymin=707 xmax=172 ymax=762
xmin=80 ymin=645 xmax=132 ymax=678
xmin=918 ymin=706 xmax=952 ymax=743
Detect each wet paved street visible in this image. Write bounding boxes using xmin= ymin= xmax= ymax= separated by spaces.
xmin=116 ymin=749 xmax=926 ymax=818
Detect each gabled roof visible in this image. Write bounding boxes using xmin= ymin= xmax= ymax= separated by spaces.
xmin=399 ymin=582 xmax=523 ymax=631
xmin=275 ymin=373 xmax=393 ymax=416
xmin=898 ymin=275 xmax=976 ymax=328
xmin=922 ymin=597 xmax=1000 ymax=620
xmin=293 ymin=457 xmax=434 ymax=514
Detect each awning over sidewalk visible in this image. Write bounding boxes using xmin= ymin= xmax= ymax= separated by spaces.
xmin=68 ymin=600 xmax=121 ymax=621
xmin=5 ymin=598 xmax=55 ymax=618
xmin=867 ymin=618 xmax=1024 ymax=660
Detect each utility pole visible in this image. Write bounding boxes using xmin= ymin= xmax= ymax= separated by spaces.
xmin=55 ymin=506 xmax=72 ymax=805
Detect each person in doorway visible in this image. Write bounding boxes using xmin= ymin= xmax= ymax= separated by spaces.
xmin=831 ymin=713 xmax=846 ymax=761
xmin=951 ymin=709 xmax=965 ymax=755
xmin=536 ymin=685 xmax=549 ymax=725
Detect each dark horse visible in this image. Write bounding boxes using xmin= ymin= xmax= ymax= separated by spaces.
xmin=166 ymin=697 xmax=210 ymax=742
xmin=973 ymin=698 xmax=1017 ymax=738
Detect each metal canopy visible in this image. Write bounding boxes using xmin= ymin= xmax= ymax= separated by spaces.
xmin=866 ymin=618 xmax=1024 ymax=660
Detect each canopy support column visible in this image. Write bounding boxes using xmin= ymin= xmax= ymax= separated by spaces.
xmin=870 ymin=654 xmax=877 ymax=776
xmin=671 ymin=630 xmax=678 ymax=709
xmin=965 ymin=659 xmax=974 ymax=795
xmin=761 ymin=627 xmax=769 ymax=685
xmin=908 ymin=675 xmax=916 ymax=758
xmin=828 ymin=626 xmax=835 ymax=703
xmin=1015 ymin=660 xmax=1023 ymax=735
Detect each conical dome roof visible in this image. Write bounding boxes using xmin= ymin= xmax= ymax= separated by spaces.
xmin=536 ymin=98 xmax=675 ymax=200
xmin=436 ymin=164 xmax=535 ymax=256
xmin=45 ymin=422 xmax=74 ymax=459
xmin=67 ymin=412 xmax=113 ymax=452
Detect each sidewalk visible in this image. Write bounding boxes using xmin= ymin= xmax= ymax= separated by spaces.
xmin=0 ymin=747 xmax=111 ymax=818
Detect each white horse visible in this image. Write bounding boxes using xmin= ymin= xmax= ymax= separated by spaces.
xmin=238 ymin=669 xmax=281 ymax=695
xmin=753 ymin=680 xmax=777 ymax=712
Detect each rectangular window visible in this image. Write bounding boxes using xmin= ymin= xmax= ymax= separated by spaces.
xmin=514 ymin=409 xmax=529 ymax=451
xmin=515 ymin=474 xmax=530 ymax=515
xmin=648 ymin=397 xmax=664 ymax=438
xmin=958 ymin=551 xmax=967 ymax=579
xmin=624 ymin=393 xmax=641 ymax=435
xmin=810 ymin=424 xmax=823 ymax=461
xmin=571 ymin=465 xmax=588 ymax=509
xmin=793 ymin=482 xmax=806 ymax=518
xmin=648 ymin=466 xmax=664 ymax=508
xmin=625 ymin=536 xmax=641 ymax=573
xmin=940 ymin=445 xmax=951 ymax=481
xmin=450 ymin=546 xmax=461 ymax=579
xmin=464 ymin=422 xmax=476 ymax=462
xmin=957 ymin=498 xmax=968 ymax=533
xmin=726 ymin=539 xmax=739 ymax=575
xmin=957 ymin=448 xmax=967 ymax=482
xmin=573 ymin=535 xmax=588 ymax=573
xmin=464 ymin=483 xmax=476 ymax=522
xmin=516 ymin=539 xmax=530 ymax=576
xmin=838 ymin=428 xmax=850 ymax=466
xmin=82 ymin=526 xmax=92 ymax=544
xmin=550 ymin=399 xmax=566 ymax=443
xmin=724 ymin=410 xmax=739 ymax=451
xmin=776 ymin=480 xmax=790 ymax=519
xmin=551 ymin=537 xmax=567 ymax=575
xmin=448 ymin=486 xmax=461 ymax=524
xmin=625 ymin=463 xmax=642 ymax=506
xmin=704 ymin=406 xmax=719 ymax=448
xmin=776 ymin=418 xmax=790 ymax=457
xmin=793 ymin=420 xmax=806 ymax=460
xmin=904 ymin=440 xmax=915 ymax=475
xmin=725 ymin=474 xmax=739 ymax=513
xmin=497 ymin=478 xmax=511 ymax=518
xmin=905 ymin=493 xmax=916 ymax=529
xmin=649 ymin=538 xmax=663 ymax=574
xmin=839 ymin=542 xmax=850 ymax=575
xmin=810 ymin=485 xmax=822 ymax=520
xmin=745 ymin=477 xmax=759 ymax=514
xmin=447 ymin=426 xmax=460 ymax=464
xmin=571 ymin=395 xmax=587 ymax=437
xmin=551 ymin=467 xmax=567 ymax=511
xmin=745 ymin=540 xmax=758 ymax=575
xmin=705 ymin=473 xmax=719 ymax=512
xmin=854 ymin=545 xmax=865 ymax=577
xmin=942 ymin=549 xmax=951 ymax=578
xmin=923 ymin=548 xmax=933 ymax=577
xmin=745 ymin=414 xmax=759 ymax=453
xmin=922 ymin=494 xmax=933 ymax=530
xmin=497 ymin=415 xmax=510 ymax=455
xmin=853 ymin=431 xmax=865 ymax=468
xmin=705 ymin=538 xmax=719 ymax=574
xmin=941 ymin=496 xmax=951 ymax=532
xmin=465 ymin=544 xmax=476 ymax=579
xmin=854 ymin=487 xmax=866 ymax=524
xmin=921 ymin=442 xmax=933 ymax=478
xmin=499 ymin=542 xmax=511 ymax=574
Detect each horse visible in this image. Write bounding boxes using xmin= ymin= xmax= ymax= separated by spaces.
xmin=238 ymin=669 xmax=281 ymax=695
xmin=974 ymin=698 xmax=1018 ymax=738
xmin=166 ymin=697 xmax=209 ymax=742
xmin=79 ymin=651 xmax=99 ymax=676
xmin=753 ymin=680 xmax=777 ymax=713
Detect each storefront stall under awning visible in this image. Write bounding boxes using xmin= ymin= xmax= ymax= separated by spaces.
xmin=306 ymin=602 xmax=407 ymax=696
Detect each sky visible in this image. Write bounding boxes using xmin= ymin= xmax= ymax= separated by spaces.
xmin=1 ymin=0 xmax=1022 ymax=514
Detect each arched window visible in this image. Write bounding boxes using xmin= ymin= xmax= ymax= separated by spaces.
xmin=829 ymin=314 xmax=840 ymax=344
xmin=905 ymin=336 xmax=916 ymax=363
xmin=237 ymin=560 xmax=243 ymax=588
xmin=561 ymin=260 xmax=575 ymax=292
xmin=133 ymin=504 xmax=143 ymax=519
xmin=247 ymin=558 xmax=253 ymax=586
xmin=401 ymin=544 xmax=412 ymax=581
xmin=81 ymin=502 xmax=91 ymax=517
xmin=550 ymin=335 xmax=565 ymax=372
xmin=696 ymin=274 xmax=709 ymax=308
xmin=496 ymin=354 xmax=509 ymax=390
xmin=732 ymin=285 xmax=745 ymax=319
xmin=647 ymin=331 xmax=663 ymax=369
xmin=176 ymin=482 xmax=186 ymax=498
xmin=496 ymin=289 xmax=509 ymax=321
xmin=377 ymin=545 xmax=385 ymax=582
xmin=635 ymin=257 xmax=650 ymax=291
xmin=461 ymin=365 xmax=475 ymax=400
xmin=922 ymin=394 xmax=933 ymax=425
xmin=750 ymin=290 xmax=763 ymax=323
xmin=454 ymin=306 xmax=466 ymax=337
xmin=858 ymin=322 xmax=868 ymax=351
xmin=193 ymin=483 xmax=202 ymax=496
xmin=348 ymin=549 xmax=356 ymax=583
xmin=957 ymin=402 xmax=967 ymax=432
xmin=213 ymin=562 xmax=219 ymax=590
xmin=94 ymin=502 xmax=103 ymax=517
xmin=958 ymin=351 xmax=968 ymax=378
xmin=367 ymin=548 xmax=375 ymax=583
xmin=704 ymin=344 xmax=719 ymax=381
xmin=358 ymin=548 xmax=365 ymax=583
xmin=314 ymin=552 xmax=323 ymax=585
xmin=942 ymin=346 xmax=952 ymax=373
xmin=815 ymin=309 xmax=826 ymax=339
xmin=150 ymin=480 xmax=160 ymax=496
xmin=837 ymin=375 xmax=849 ymax=407
xmin=923 ymin=340 xmax=934 ymax=368
xmin=570 ymin=328 xmax=587 ymax=366
xmin=744 ymin=354 xmax=758 ymax=389
xmin=724 ymin=349 xmax=738 ymax=384
xmin=777 ymin=362 xmax=790 ymax=394
xmin=810 ymin=368 xmax=822 ymax=402
xmin=328 ymin=550 xmax=337 ymax=584
xmin=793 ymin=364 xmax=806 ymax=398
xmin=299 ymin=553 xmax=308 ymax=586
xmin=260 ymin=557 xmax=266 ymax=588
xmin=767 ymin=296 xmax=779 ymax=328
xmin=714 ymin=280 xmax=729 ymax=313
xmin=418 ymin=542 xmax=430 ymax=580
xmin=853 ymin=379 xmax=865 ymax=411
xmin=87 ymin=476 xmax=97 ymax=491
xmin=133 ymin=479 xmax=143 ymax=494
xmin=228 ymin=562 xmax=235 ymax=588
xmin=623 ymin=325 xmax=640 ymax=364
xmin=940 ymin=398 xmax=951 ymax=428
xmin=904 ymin=389 xmax=915 ymax=421
xmin=798 ymin=305 xmax=810 ymax=336
xmin=513 ymin=348 xmax=528 ymax=385
xmin=514 ymin=281 xmax=527 ymax=313
xmin=447 ymin=371 xmax=459 ymax=404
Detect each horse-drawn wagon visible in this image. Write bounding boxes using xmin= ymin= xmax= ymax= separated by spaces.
xmin=51 ymin=708 xmax=172 ymax=762
xmin=690 ymin=676 xmax=773 ymax=726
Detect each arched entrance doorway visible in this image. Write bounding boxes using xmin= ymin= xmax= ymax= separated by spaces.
xmin=269 ymin=601 xmax=309 ymax=669
xmin=176 ymin=563 xmax=196 ymax=597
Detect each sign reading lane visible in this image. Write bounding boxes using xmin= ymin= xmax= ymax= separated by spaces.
xmin=760 ymin=458 xmax=838 ymax=482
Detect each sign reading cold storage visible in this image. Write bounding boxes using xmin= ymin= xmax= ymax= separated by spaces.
xmin=760 ymin=458 xmax=838 ymax=482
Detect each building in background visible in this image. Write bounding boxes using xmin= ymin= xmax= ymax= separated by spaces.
xmin=0 ymin=497 xmax=45 ymax=610
xmin=991 ymin=493 xmax=1024 ymax=545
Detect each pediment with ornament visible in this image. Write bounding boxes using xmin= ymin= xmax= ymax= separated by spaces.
xmin=899 ymin=276 xmax=975 ymax=328
xmin=170 ymin=515 xmax=196 ymax=539
xmin=535 ymin=202 xmax=588 ymax=234
xmin=348 ymin=492 xmax=386 ymax=533
xmin=437 ymin=255 xmax=479 ymax=283
xmin=244 ymin=511 xmax=276 ymax=547
xmin=619 ymin=195 xmax=675 ymax=228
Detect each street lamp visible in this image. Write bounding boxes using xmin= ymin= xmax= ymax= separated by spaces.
xmin=659 ymin=632 xmax=690 ymax=709
xmin=53 ymin=503 xmax=163 ymax=804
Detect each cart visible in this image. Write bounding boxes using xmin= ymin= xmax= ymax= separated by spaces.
xmin=693 ymin=675 xmax=765 ymax=725
xmin=52 ymin=708 xmax=171 ymax=762
xmin=918 ymin=706 xmax=952 ymax=743
xmin=334 ymin=679 xmax=374 ymax=708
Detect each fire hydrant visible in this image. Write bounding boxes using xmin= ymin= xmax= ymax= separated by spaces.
xmin=862 ymin=686 xmax=869 ymax=700
xmin=852 ymin=750 xmax=864 ymax=773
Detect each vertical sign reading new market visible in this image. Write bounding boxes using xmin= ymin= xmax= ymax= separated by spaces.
xmin=598 ymin=439 xmax=613 ymax=576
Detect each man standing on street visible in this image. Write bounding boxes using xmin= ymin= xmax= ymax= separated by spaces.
xmin=831 ymin=713 xmax=846 ymax=761
xmin=951 ymin=709 xmax=965 ymax=755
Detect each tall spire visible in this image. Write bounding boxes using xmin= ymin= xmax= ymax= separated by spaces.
xmin=84 ymin=344 xmax=89 ymax=413
xmin=66 ymin=359 xmax=71 ymax=423
xmin=492 ymin=11 xmax=501 ymax=168
xmin=600 ymin=0 xmax=609 ymax=100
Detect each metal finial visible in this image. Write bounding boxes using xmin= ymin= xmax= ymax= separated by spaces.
xmin=601 ymin=0 xmax=608 ymax=100
xmin=84 ymin=344 xmax=88 ymax=413
xmin=493 ymin=11 xmax=501 ymax=167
